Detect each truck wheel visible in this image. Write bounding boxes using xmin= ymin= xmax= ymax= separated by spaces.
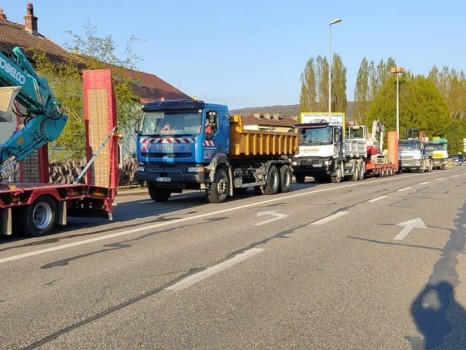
xmin=148 ymin=186 xmax=171 ymax=202
xmin=207 ymin=168 xmax=229 ymax=203
xmin=18 ymin=196 xmax=57 ymax=237
xmin=278 ymin=165 xmax=292 ymax=193
xmin=351 ymin=163 xmax=359 ymax=181
xmin=331 ymin=164 xmax=343 ymax=183
xmin=295 ymin=175 xmax=305 ymax=183
xmin=264 ymin=165 xmax=280 ymax=195
xmin=358 ymin=162 xmax=365 ymax=181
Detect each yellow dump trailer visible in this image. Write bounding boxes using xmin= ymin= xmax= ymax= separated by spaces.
xmin=229 ymin=115 xmax=298 ymax=158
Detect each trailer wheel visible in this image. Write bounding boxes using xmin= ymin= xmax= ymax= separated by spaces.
xmin=18 ymin=196 xmax=57 ymax=237
xmin=148 ymin=186 xmax=171 ymax=202
xmin=295 ymin=175 xmax=305 ymax=184
xmin=207 ymin=167 xmax=229 ymax=203
xmin=278 ymin=165 xmax=292 ymax=193
xmin=264 ymin=165 xmax=280 ymax=195
xmin=331 ymin=164 xmax=343 ymax=183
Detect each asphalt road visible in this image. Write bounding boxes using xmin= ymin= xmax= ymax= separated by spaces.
xmin=1 ymin=168 xmax=466 ymax=349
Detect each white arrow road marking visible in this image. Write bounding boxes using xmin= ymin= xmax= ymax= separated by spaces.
xmin=311 ymin=211 xmax=349 ymax=225
xmin=394 ymin=217 xmax=427 ymax=240
xmin=254 ymin=210 xmax=289 ymax=226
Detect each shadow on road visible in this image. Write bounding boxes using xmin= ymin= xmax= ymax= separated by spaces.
xmin=408 ymin=281 xmax=466 ymax=349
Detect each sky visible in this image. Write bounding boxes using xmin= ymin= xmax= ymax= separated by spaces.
xmin=2 ymin=0 xmax=466 ymax=110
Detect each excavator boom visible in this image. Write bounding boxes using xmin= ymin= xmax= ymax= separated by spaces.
xmin=0 ymin=47 xmax=67 ymax=172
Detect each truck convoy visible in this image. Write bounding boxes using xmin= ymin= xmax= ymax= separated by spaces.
xmin=398 ymin=129 xmax=433 ymax=173
xmin=134 ymin=99 xmax=297 ymax=203
xmin=292 ymin=119 xmax=398 ymax=183
xmin=0 ymin=47 xmax=119 ymax=237
xmin=425 ymin=137 xmax=448 ymax=170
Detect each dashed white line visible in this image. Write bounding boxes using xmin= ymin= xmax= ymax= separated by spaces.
xmin=436 ymin=178 xmax=446 ymax=181
xmin=165 ymin=248 xmax=264 ymax=291
xmin=311 ymin=211 xmax=349 ymax=225
xmin=368 ymin=195 xmax=387 ymax=203
xmin=397 ymin=187 xmax=412 ymax=192
xmin=419 ymin=182 xmax=430 ymax=185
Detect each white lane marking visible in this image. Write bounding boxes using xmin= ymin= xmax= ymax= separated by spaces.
xmin=419 ymin=182 xmax=430 ymax=185
xmin=451 ymin=175 xmax=459 ymax=178
xmin=397 ymin=187 xmax=412 ymax=192
xmin=436 ymin=178 xmax=446 ymax=181
xmin=165 ymin=248 xmax=264 ymax=291
xmin=368 ymin=195 xmax=387 ymax=203
xmin=0 ymin=174 xmax=425 ymax=265
xmin=254 ymin=210 xmax=289 ymax=226
xmin=311 ymin=211 xmax=349 ymax=226
xmin=138 ymin=200 xmax=154 ymax=204
xmin=394 ymin=217 xmax=427 ymax=240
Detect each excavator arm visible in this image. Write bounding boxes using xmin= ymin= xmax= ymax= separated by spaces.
xmin=0 ymin=47 xmax=67 ymax=173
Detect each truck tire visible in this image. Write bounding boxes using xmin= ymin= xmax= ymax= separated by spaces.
xmin=278 ymin=165 xmax=292 ymax=193
xmin=351 ymin=163 xmax=359 ymax=181
xmin=264 ymin=165 xmax=280 ymax=195
xmin=18 ymin=196 xmax=57 ymax=237
xmin=331 ymin=164 xmax=343 ymax=183
xmin=148 ymin=186 xmax=171 ymax=202
xmin=207 ymin=167 xmax=229 ymax=203
xmin=358 ymin=162 xmax=365 ymax=181
xmin=295 ymin=175 xmax=305 ymax=184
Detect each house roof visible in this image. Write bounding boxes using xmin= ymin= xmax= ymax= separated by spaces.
xmin=0 ymin=4 xmax=190 ymax=103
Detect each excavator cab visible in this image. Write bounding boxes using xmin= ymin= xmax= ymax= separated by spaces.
xmin=0 ymin=86 xmax=20 ymax=122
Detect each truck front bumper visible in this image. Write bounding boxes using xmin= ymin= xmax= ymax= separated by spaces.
xmin=135 ymin=164 xmax=207 ymax=189
xmin=292 ymin=158 xmax=333 ymax=176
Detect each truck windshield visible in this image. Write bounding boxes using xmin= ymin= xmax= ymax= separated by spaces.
xmin=399 ymin=141 xmax=420 ymax=151
xmin=299 ymin=126 xmax=332 ymax=145
xmin=426 ymin=142 xmax=447 ymax=150
xmin=139 ymin=109 xmax=203 ymax=136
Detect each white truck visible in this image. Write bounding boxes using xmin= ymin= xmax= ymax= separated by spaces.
xmin=398 ymin=129 xmax=433 ymax=173
xmin=292 ymin=120 xmax=398 ymax=183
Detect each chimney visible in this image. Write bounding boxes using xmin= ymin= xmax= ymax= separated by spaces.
xmin=24 ymin=3 xmax=38 ymax=35
xmin=0 ymin=8 xmax=7 ymax=19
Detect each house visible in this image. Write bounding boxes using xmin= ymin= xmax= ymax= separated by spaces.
xmin=0 ymin=3 xmax=190 ymax=103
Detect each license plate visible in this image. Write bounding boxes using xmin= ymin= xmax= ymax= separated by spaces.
xmin=156 ymin=177 xmax=171 ymax=182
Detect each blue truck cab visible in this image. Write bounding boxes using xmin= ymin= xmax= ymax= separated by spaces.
xmin=134 ymin=99 xmax=230 ymax=201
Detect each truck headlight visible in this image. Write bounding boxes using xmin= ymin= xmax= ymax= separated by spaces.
xmin=137 ymin=165 xmax=145 ymax=172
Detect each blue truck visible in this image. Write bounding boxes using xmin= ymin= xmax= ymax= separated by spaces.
xmin=134 ymin=99 xmax=297 ymax=203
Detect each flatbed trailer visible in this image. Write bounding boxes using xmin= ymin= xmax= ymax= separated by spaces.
xmin=0 ymin=70 xmax=119 ymax=237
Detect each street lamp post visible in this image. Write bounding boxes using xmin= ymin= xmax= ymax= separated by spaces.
xmin=391 ymin=66 xmax=405 ymax=138
xmin=329 ymin=18 xmax=342 ymax=117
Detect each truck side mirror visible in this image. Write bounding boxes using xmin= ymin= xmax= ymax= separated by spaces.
xmin=134 ymin=119 xmax=140 ymax=134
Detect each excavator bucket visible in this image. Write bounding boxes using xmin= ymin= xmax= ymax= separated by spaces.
xmin=0 ymin=86 xmax=20 ymax=122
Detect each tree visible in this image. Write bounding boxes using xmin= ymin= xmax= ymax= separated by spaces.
xmin=353 ymin=57 xmax=370 ymax=124
xmin=299 ymin=58 xmax=316 ymax=113
xmin=299 ymin=54 xmax=346 ymax=115
xmin=367 ymin=75 xmax=454 ymax=147
xmin=331 ymin=54 xmax=347 ymax=115
xmin=429 ymin=66 xmax=466 ymax=120
xmin=31 ymin=22 xmax=140 ymax=160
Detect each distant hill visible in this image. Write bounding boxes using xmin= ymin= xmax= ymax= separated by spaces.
xmin=231 ymin=102 xmax=355 ymax=121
